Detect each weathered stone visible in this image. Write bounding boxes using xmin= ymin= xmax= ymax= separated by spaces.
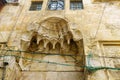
xmin=0 ymin=0 xmax=120 ymax=80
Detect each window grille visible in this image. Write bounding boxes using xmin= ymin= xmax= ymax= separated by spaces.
xmin=70 ymin=0 xmax=83 ymax=10
xmin=30 ymin=1 xmax=43 ymax=11
xmin=6 ymin=0 xmax=18 ymax=3
xmin=48 ymin=0 xmax=64 ymax=10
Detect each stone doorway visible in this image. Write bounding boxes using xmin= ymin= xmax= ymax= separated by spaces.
xmin=20 ymin=17 xmax=85 ymax=80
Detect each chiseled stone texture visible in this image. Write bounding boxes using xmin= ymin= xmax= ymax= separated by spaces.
xmin=0 ymin=0 xmax=120 ymax=80
xmin=20 ymin=72 xmax=84 ymax=80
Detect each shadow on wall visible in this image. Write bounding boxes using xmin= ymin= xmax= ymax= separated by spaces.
xmin=0 ymin=0 xmax=7 ymax=11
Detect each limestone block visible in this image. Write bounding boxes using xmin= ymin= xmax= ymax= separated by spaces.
xmin=27 ymin=21 xmax=39 ymax=32
xmin=0 ymin=69 xmax=3 ymax=79
xmin=108 ymin=70 xmax=120 ymax=80
xmin=21 ymin=72 xmax=84 ymax=80
xmin=1 ymin=0 xmax=120 ymax=80
xmin=0 ymin=32 xmax=10 ymax=42
xmin=30 ymin=62 xmax=48 ymax=71
xmin=88 ymin=70 xmax=108 ymax=80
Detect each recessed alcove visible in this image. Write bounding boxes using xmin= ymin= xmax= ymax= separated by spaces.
xmin=21 ymin=17 xmax=85 ymax=80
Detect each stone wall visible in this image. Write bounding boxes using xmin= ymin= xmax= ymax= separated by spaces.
xmin=0 ymin=0 xmax=120 ymax=80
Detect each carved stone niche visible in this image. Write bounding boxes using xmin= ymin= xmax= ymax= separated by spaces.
xmin=99 ymin=41 xmax=120 ymax=80
xmin=20 ymin=17 xmax=85 ymax=80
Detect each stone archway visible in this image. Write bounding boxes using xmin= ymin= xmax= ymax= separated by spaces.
xmin=20 ymin=17 xmax=85 ymax=80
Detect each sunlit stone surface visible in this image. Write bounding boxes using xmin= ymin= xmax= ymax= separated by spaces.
xmin=0 ymin=0 xmax=120 ymax=80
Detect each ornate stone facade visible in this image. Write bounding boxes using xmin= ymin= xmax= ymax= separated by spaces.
xmin=0 ymin=0 xmax=120 ymax=80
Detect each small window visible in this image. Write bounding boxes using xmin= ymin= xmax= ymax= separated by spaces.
xmin=6 ymin=0 xmax=18 ymax=3
xmin=70 ymin=0 xmax=83 ymax=10
xmin=48 ymin=0 xmax=64 ymax=10
xmin=30 ymin=1 xmax=43 ymax=11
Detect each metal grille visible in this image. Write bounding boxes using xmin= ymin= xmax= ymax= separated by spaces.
xmin=6 ymin=0 xmax=18 ymax=3
xmin=48 ymin=0 xmax=64 ymax=10
xmin=30 ymin=1 xmax=43 ymax=11
xmin=70 ymin=1 xmax=83 ymax=10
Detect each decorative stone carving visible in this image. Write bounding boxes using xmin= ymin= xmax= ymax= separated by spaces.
xmin=20 ymin=17 xmax=85 ymax=80
xmin=22 ymin=17 xmax=83 ymax=52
